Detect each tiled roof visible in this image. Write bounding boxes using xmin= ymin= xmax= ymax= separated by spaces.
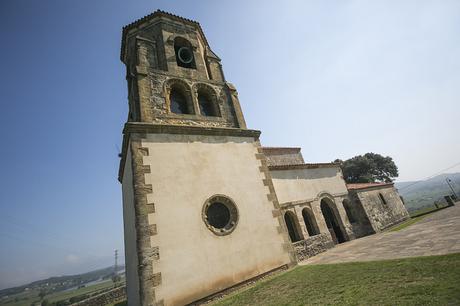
xmin=346 ymin=182 xmax=394 ymax=190
xmin=120 ymin=10 xmax=209 ymax=61
xmin=268 ymin=163 xmax=340 ymax=171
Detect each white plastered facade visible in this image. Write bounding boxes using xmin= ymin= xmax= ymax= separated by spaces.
xmin=137 ymin=133 xmax=291 ymax=305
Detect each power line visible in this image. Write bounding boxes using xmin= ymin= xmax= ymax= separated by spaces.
xmin=399 ymin=161 xmax=460 ymax=191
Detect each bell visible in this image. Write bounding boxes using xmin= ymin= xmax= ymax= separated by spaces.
xmin=177 ymin=47 xmax=193 ymax=64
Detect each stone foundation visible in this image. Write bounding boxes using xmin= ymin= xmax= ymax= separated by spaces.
xmin=293 ymin=233 xmax=335 ymax=261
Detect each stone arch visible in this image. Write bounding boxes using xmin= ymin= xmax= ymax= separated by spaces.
xmin=164 ymin=79 xmax=195 ymax=115
xmin=342 ymin=199 xmax=356 ymax=223
xmin=284 ymin=211 xmax=303 ymax=243
xmin=301 ymin=207 xmax=320 ymax=236
xmin=193 ymin=83 xmax=221 ymax=117
xmin=320 ymin=197 xmax=347 ymax=244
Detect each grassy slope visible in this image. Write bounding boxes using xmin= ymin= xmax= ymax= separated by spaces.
xmin=396 ymin=173 xmax=460 ymax=212
xmin=1 ymin=279 xmax=120 ymax=306
xmin=214 ymin=253 xmax=460 ymax=306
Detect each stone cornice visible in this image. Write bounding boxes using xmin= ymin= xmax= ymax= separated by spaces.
xmin=261 ymin=147 xmax=301 ymax=152
xmin=123 ymin=122 xmax=260 ymax=138
xmin=138 ymin=66 xmax=228 ymax=85
xmin=118 ymin=123 xmax=261 ymax=182
xmin=268 ymin=163 xmax=340 ymax=171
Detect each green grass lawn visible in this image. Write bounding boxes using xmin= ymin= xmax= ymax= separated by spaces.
xmin=213 ymin=253 xmax=460 ymax=306
xmin=1 ymin=279 xmax=123 ymax=306
xmin=46 ymin=280 xmax=117 ymax=304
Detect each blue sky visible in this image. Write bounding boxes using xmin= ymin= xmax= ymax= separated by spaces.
xmin=0 ymin=0 xmax=459 ymax=289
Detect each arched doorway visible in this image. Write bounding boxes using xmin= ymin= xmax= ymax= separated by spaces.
xmin=284 ymin=211 xmax=302 ymax=242
xmin=320 ymin=199 xmax=346 ymax=244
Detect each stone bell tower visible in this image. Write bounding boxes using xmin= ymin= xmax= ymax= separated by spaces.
xmin=119 ymin=10 xmax=294 ymax=306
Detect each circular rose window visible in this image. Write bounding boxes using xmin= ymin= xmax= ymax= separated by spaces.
xmin=202 ymin=195 xmax=238 ymax=236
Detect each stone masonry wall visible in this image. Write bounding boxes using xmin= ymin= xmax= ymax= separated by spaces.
xmin=347 ymin=193 xmax=375 ymax=238
xmin=261 ymin=148 xmax=304 ymax=166
xmin=292 ymin=233 xmax=335 ymax=262
xmin=122 ymin=14 xmax=246 ymax=130
xmin=354 ymin=186 xmax=409 ymax=232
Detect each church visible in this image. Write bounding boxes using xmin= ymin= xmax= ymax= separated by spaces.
xmin=118 ymin=10 xmax=409 ymax=306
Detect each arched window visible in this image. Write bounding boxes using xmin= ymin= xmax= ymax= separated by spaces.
xmin=302 ymin=208 xmax=319 ymax=236
xmin=342 ymin=199 xmax=355 ymax=223
xmin=379 ymin=193 xmax=387 ymax=205
xmin=174 ymin=37 xmax=196 ymax=69
xmin=302 ymin=208 xmax=319 ymax=237
xmin=284 ymin=211 xmax=303 ymax=242
xmin=169 ymin=88 xmax=191 ymax=114
xmin=198 ymin=90 xmax=220 ymax=117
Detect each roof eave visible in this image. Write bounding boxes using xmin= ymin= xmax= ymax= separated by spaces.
xmin=120 ymin=10 xmax=209 ymax=62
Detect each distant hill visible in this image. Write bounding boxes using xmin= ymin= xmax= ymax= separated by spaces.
xmin=395 ymin=173 xmax=460 ymax=212
xmin=0 ymin=265 xmax=124 ymax=299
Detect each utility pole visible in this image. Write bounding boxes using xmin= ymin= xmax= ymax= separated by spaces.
xmin=446 ymin=178 xmax=458 ymax=199
xmin=112 ymin=249 xmax=120 ymax=284
xmin=114 ymin=249 xmax=118 ymax=275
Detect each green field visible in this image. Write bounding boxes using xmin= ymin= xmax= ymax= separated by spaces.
xmin=0 ymin=279 xmax=123 ymax=306
xmin=213 ymin=253 xmax=460 ymax=306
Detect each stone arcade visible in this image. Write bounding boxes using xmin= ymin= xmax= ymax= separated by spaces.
xmin=118 ymin=11 xmax=409 ymax=306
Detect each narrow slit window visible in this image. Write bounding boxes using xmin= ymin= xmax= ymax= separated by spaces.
xmin=379 ymin=193 xmax=387 ymax=205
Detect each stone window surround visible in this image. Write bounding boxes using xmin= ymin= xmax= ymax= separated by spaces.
xmin=202 ymin=194 xmax=239 ymax=236
xmin=164 ymin=78 xmax=223 ymax=119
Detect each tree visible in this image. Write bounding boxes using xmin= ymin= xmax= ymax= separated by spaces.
xmin=336 ymin=153 xmax=399 ymax=183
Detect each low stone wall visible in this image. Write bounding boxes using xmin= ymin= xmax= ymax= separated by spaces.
xmin=293 ymin=233 xmax=335 ymax=261
xmin=71 ymin=285 xmax=126 ymax=306
xmin=378 ymin=215 xmax=410 ymax=231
